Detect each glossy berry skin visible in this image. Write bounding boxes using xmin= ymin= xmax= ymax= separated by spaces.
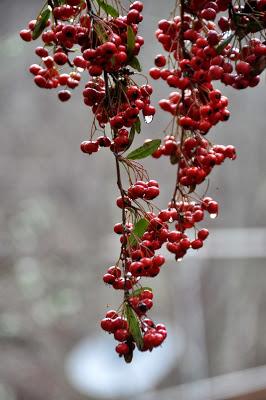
xmin=21 ymin=0 xmax=247 ymax=362
xmin=58 ymin=90 xmax=71 ymax=102
xmin=54 ymin=52 xmax=68 ymax=65
xmin=20 ymin=29 xmax=32 ymax=41
xmin=115 ymin=343 xmax=130 ymax=355
xmin=80 ymin=141 xmax=99 ymax=154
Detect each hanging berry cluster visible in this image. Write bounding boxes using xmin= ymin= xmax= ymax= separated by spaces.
xmin=20 ymin=0 xmax=266 ymax=363
xmin=149 ymin=0 xmax=266 ymax=262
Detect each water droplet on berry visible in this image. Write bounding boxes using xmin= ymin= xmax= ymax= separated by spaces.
xmin=169 ymin=217 xmax=173 ymax=223
xmin=177 ymin=257 xmax=183 ymax=262
xmin=210 ymin=213 xmax=217 ymax=219
xmin=144 ymin=115 xmax=153 ymax=124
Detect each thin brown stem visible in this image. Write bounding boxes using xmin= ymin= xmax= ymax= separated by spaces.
xmin=115 ymin=155 xmax=129 ymax=298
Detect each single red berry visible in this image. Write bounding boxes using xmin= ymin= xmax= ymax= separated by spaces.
xmin=35 ymin=47 xmax=49 ymax=58
xmin=130 ymin=1 xmax=144 ymax=12
xmin=197 ymin=228 xmax=209 ymax=241
xmin=149 ymin=68 xmax=161 ymax=80
xmin=58 ymin=90 xmax=71 ymax=102
xmin=34 ymin=75 xmax=47 ymax=88
xmin=191 ymin=239 xmax=203 ymax=249
xmin=236 ymin=61 xmax=251 ymax=76
xmin=155 ymin=54 xmax=166 ymax=67
xmin=20 ymin=29 xmax=32 ymax=42
xmin=97 ymin=136 xmax=111 ymax=147
xmin=80 ymin=141 xmax=99 ymax=154
xmin=115 ymin=343 xmax=130 ymax=355
xmin=114 ymin=329 xmax=129 ymax=342
xmin=103 ymin=273 xmax=115 ymax=284
xmin=54 ymin=52 xmax=68 ymax=65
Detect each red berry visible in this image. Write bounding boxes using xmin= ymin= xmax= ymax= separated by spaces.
xmin=152 ymin=254 xmax=165 ymax=267
xmin=34 ymin=75 xmax=47 ymax=88
xmin=97 ymin=136 xmax=111 ymax=147
xmin=116 ymin=196 xmax=131 ymax=209
xmin=103 ymin=273 xmax=115 ymax=284
xmin=80 ymin=141 xmax=99 ymax=154
xmin=130 ymin=1 xmax=144 ymax=12
xmin=191 ymin=239 xmax=203 ymax=249
xmin=20 ymin=29 xmax=32 ymax=42
xmin=200 ymin=8 xmax=216 ymax=20
xmin=207 ymin=201 xmax=218 ymax=215
xmin=236 ymin=61 xmax=251 ymax=76
xmin=198 ymin=229 xmax=209 ymax=240
xmin=114 ymin=329 xmax=129 ymax=342
xmin=116 ymin=343 xmax=130 ymax=355
xmin=58 ymin=90 xmax=71 ymax=102
xmin=144 ymin=186 xmax=160 ymax=200
xmin=29 ymin=64 xmax=42 ymax=75
xmin=35 ymin=47 xmax=49 ymax=58
xmin=54 ymin=52 xmax=68 ymax=65
xmin=155 ymin=54 xmax=166 ymax=67
xmin=149 ymin=68 xmax=161 ymax=80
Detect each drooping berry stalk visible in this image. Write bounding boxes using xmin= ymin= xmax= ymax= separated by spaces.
xmin=149 ymin=0 xmax=266 ymax=263
xmin=20 ymin=0 xmax=169 ymax=362
xmin=20 ymin=0 xmax=266 ymax=364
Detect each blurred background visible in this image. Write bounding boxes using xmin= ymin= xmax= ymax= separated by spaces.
xmin=1 ymin=0 xmax=266 ymax=399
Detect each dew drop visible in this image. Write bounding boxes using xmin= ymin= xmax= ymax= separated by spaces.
xmin=144 ymin=115 xmax=153 ymax=124
xmin=177 ymin=257 xmax=183 ymax=262
xmin=210 ymin=213 xmax=217 ymax=219
xmin=169 ymin=217 xmax=173 ymax=223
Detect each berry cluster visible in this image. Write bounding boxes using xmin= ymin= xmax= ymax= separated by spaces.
xmin=128 ymin=180 xmax=160 ymax=200
xmin=20 ymin=0 xmax=148 ymax=105
xmin=82 ymin=79 xmax=154 ymax=130
xmin=20 ymin=0 xmax=266 ymax=364
xmin=101 ymin=303 xmax=167 ymax=358
xmin=148 ymin=2 xmax=237 ymax=269
xmin=100 ymin=178 xmax=168 ymax=359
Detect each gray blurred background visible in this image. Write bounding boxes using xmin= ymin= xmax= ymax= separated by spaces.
xmin=1 ymin=0 xmax=266 ymax=399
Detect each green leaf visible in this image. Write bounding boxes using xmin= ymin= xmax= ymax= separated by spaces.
xmin=250 ymin=55 xmax=266 ymax=76
xmin=128 ymin=56 xmax=142 ymax=72
xmin=53 ymin=0 xmax=64 ymax=6
xmin=32 ymin=8 xmax=51 ymax=40
xmin=94 ymin=22 xmax=108 ymax=43
xmin=94 ymin=0 xmax=119 ymax=17
xmin=127 ymin=26 xmax=136 ymax=56
xmin=134 ymin=117 xmax=141 ymax=134
xmin=128 ymin=218 xmax=149 ymax=247
xmin=131 ymin=287 xmax=153 ymax=297
xmin=126 ymin=118 xmax=141 ymax=151
xmin=124 ymin=350 xmax=133 ymax=363
xmin=188 ymin=183 xmax=196 ymax=194
xmin=123 ymin=125 xmax=135 ymax=152
xmin=128 ymin=125 xmax=136 ymax=145
xmin=126 ymin=139 xmax=161 ymax=160
xmin=215 ymin=33 xmax=234 ymax=54
xmin=126 ymin=303 xmax=143 ymax=350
